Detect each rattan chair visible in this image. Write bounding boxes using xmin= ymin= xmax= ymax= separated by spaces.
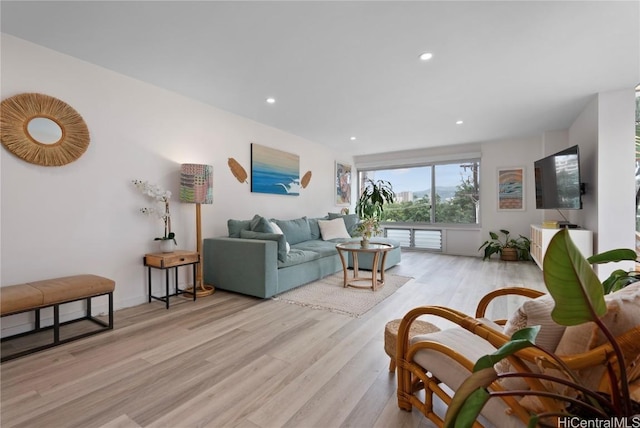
xmin=395 ymin=287 xmax=640 ymax=427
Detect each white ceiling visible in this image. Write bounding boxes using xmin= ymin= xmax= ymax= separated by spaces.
xmin=2 ymin=1 xmax=639 ymax=155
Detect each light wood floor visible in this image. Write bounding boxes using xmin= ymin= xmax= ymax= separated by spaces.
xmin=1 ymin=252 xmax=545 ymax=428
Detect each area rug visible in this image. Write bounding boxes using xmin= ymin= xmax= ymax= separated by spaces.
xmin=272 ymin=272 xmax=413 ymax=318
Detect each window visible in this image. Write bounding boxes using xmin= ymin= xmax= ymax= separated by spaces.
xmin=358 ymin=160 xmax=480 ymax=225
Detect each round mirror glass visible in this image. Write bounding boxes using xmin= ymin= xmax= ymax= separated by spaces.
xmin=26 ymin=117 xmax=63 ymax=144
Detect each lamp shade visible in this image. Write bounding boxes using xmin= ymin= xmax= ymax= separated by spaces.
xmin=180 ymin=163 xmax=213 ymax=204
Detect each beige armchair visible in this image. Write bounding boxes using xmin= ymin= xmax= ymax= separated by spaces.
xmin=395 ymin=285 xmax=640 ymax=427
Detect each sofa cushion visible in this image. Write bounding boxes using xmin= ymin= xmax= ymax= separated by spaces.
xmin=328 ymin=213 xmax=360 ymax=236
xmin=250 ymin=214 xmax=274 ymax=233
xmin=502 ymin=293 xmax=565 ymax=352
xmin=318 ymin=218 xmax=351 ymax=240
xmin=278 ymin=248 xmax=324 ymax=268
xmin=308 ymin=217 xmax=327 ymax=240
xmin=495 ymin=293 xmax=566 ymax=389
xmin=269 ymin=222 xmax=291 ymax=253
xmin=228 ymin=219 xmax=252 ymax=238
xmin=292 ymin=239 xmax=342 ymax=258
xmin=240 ymin=230 xmax=287 ymax=262
xmin=274 ymin=217 xmax=312 ymax=245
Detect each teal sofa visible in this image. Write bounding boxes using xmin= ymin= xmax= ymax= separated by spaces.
xmin=202 ymin=214 xmax=401 ymax=298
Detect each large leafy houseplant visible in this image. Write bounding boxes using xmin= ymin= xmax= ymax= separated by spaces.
xmin=478 ymin=229 xmax=531 ymax=261
xmin=446 ymin=229 xmax=639 ymax=427
xmin=355 ymin=179 xmax=395 ymax=240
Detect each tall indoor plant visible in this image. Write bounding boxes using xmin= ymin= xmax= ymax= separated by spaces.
xmin=355 ymin=178 xmax=394 ymax=245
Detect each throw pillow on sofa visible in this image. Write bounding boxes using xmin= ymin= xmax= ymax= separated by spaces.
xmin=269 ymin=222 xmax=291 ymax=253
xmin=308 ymin=217 xmax=327 ymax=240
xmin=274 ymin=217 xmax=312 ymax=245
xmin=250 ymin=214 xmax=273 ymax=233
xmin=228 ymin=218 xmax=252 ymax=238
xmin=239 ymin=230 xmax=288 ymax=262
xmin=495 ymin=293 xmax=566 ymax=390
xmin=328 ymin=213 xmax=360 ymax=236
xmin=318 ymin=218 xmax=351 ymax=240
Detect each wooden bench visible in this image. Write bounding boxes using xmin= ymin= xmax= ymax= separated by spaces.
xmin=1 ymin=274 xmax=115 ymax=362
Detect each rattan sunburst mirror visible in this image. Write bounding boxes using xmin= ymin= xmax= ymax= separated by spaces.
xmin=1 ymin=93 xmax=90 ymax=166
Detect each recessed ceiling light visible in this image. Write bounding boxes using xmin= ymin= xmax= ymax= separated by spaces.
xmin=266 ymin=97 xmax=276 ymax=104
xmin=456 ymin=120 xmax=464 ymax=125
xmin=350 ymin=136 xmax=357 ymax=141
xmin=419 ymin=52 xmax=433 ymax=61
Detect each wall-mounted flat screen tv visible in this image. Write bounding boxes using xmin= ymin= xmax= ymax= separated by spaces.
xmin=534 ymin=145 xmax=582 ymax=209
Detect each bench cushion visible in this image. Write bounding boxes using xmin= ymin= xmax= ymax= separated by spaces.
xmin=1 ymin=274 xmax=115 ymax=315
xmin=1 ymin=284 xmax=43 ymax=315
xmin=30 ymin=274 xmax=115 ymax=305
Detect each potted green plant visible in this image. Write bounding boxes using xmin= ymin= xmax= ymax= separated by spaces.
xmin=446 ymin=230 xmax=640 ymax=427
xmin=355 ymin=217 xmax=381 ymax=248
xmin=355 ymin=179 xmax=394 ymax=246
xmin=478 ymin=229 xmax=531 ymax=261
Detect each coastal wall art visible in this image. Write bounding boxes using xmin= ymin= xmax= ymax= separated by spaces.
xmin=251 ymin=143 xmax=300 ymax=196
xmin=497 ymin=167 xmax=525 ymax=211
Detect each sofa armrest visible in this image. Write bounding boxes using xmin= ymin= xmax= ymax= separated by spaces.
xmin=202 ymin=237 xmax=278 ymax=298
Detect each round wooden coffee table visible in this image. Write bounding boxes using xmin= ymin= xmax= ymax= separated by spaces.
xmin=336 ymin=242 xmax=393 ymax=291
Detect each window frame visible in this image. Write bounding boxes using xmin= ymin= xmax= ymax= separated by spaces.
xmin=357 ymin=157 xmax=481 ymax=226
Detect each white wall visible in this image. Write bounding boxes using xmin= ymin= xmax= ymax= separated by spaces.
xmin=478 ymin=136 xmax=545 ymax=244
xmin=597 ymin=90 xmax=636 ymax=278
xmin=1 ymin=35 xmax=349 ymax=331
xmin=595 ymin=89 xmax=636 ymax=256
xmin=569 ymin=97 xmax=599 ymax=232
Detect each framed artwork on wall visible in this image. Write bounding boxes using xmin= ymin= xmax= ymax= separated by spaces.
xmin=251 ymin=143 xmax=300 ymax=195
xmin=497 ymin=167 xmax=525 ymax=211
xmin=335 ymin=161 xmax=352 ymax=206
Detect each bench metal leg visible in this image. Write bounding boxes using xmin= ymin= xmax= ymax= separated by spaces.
xmin=1 ymin=291 xmax=114 ymax=363
xmin=53 ymin=304 xmax=60 ymax=343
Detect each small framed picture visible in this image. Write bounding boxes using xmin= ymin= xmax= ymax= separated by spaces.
xmin=335 ymin=161 xmax=352 ymax=206
xmin=497 ymin=167 xmax=525 ymax=211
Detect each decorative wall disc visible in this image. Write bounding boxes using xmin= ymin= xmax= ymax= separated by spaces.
xmin=1 ymin=93 xmax=90 ymax=166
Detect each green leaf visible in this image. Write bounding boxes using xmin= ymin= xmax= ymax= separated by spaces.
xmin=602 ymin=269 xmax=628 ymax=294
xmin=445 ymin=371 xmax=494 ymax=428
xmin=527 ymin=415 xmax=540 ymax=428
xmin=543 ymin=229 xmax=606 ymax=326
xmin=474 ymin=326 xmax=539 ymax=371
xmin=587 ymin=249 xmax=637 ymax=264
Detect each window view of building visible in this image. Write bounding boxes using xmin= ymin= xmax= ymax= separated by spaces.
xmin=358 ymin=160 xmax=480 ymax=225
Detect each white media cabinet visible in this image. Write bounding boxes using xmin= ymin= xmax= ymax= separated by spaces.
xmin=530 ymin=224 xmax=593 ymax=270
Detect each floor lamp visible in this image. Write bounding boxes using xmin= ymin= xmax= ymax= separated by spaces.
xmin=180 ymin=163 xmax=215 ymax=297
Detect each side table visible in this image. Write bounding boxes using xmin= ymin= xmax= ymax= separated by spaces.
xmin=144 ymin=250 xmax=199 ymax=309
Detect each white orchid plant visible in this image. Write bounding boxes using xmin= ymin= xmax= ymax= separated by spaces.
xmin=132 ymin=179 xmax=176 ymax=244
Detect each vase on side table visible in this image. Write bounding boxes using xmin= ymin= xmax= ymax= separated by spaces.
xmin=159 ymin=239 xmax=175 ymax=253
